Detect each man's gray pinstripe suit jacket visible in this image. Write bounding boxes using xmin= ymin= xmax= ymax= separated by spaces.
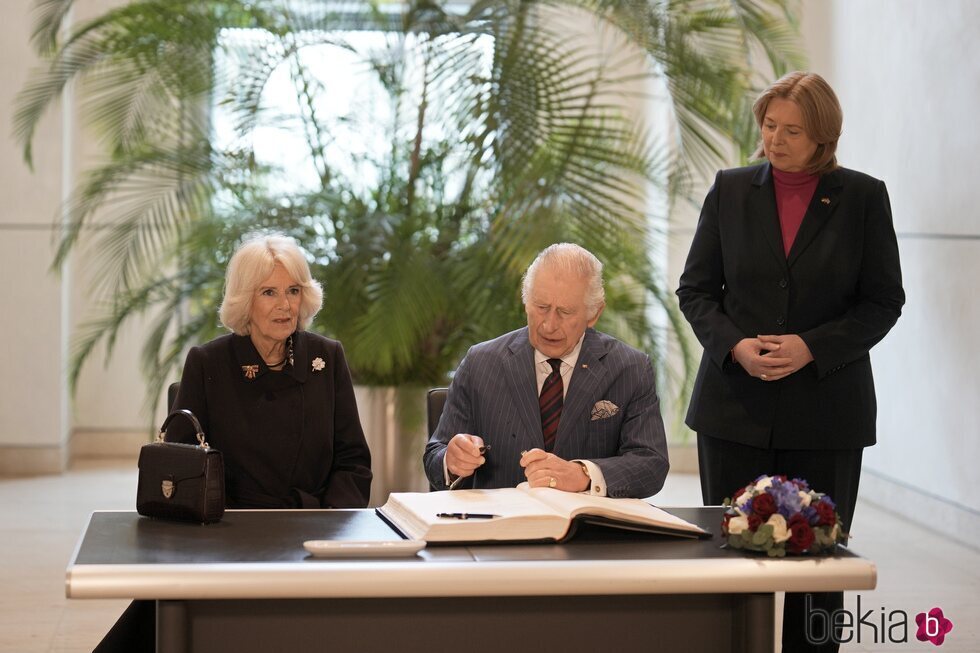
xmin=423 ymin=327 xmax=669 ymax=498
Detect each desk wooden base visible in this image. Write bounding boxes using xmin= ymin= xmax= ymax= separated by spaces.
xmin=157 ymin=593 xmax=774 ymax=653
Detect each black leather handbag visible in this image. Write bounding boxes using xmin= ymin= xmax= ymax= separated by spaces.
xmin=136 ymin=409 xmax=225 ymax=523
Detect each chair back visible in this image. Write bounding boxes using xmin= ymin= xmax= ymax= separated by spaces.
xmin=426 ymin=388 xmax=449 ymax=492
xmin=426 ymin=388 xmax=448 ymax=438
xmin=167 ymin=382 xmax=180 ymax=411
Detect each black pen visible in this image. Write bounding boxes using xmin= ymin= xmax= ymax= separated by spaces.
xmin=436 ymin=512 xmax=499 ymax=519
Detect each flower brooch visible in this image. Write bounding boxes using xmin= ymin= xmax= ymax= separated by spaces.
xmin=312 ymin=357 xmax=325 ymax=372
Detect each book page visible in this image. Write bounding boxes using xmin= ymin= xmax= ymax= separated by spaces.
xmin=519 ymin=485 xmax=706 ymax=535
xmin=379 ymin=488 xmax=568 ymax=542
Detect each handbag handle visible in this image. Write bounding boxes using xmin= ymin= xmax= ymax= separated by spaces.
xmin=156 ymin=409 xmax=210 ymax=448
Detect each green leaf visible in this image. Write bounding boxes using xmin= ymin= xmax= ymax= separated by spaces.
xmin=751 ymin=524 xmax=774 ymax=546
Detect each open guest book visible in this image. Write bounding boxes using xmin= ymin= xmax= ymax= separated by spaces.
xmin=376 ymin=485 xmax=710 ymax=544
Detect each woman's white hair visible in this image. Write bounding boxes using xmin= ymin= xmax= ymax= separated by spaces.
xmin=521 ymin=243 xmax=605 ymax=317
xmin=219 ymin=233 xmax=323 ymax=336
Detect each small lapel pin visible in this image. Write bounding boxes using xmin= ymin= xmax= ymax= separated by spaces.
xmin=581 ymin=364 xmax=588 ymax=369
xmin=820 ymin=197 xmax=831 ymax=205
xmin=241 ymin=365 xmax=259 ymax=380
xmin=312 ymin=357 xmax=325 ymax=372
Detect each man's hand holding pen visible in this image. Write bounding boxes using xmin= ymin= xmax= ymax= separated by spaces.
xmin=446 ymin=434 xmax=489 ymax=481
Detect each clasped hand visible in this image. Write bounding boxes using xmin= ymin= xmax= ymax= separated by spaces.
xmin=733 ymin=334 xmax=814 ymax=382
xmin=520 ymin=449 xmax=589 ymax=492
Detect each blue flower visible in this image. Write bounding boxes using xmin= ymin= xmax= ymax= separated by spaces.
xmin=802 ymin=506 xmax=818 ymax=525
xmin=768 ymin=478 xmax=802 ymax=516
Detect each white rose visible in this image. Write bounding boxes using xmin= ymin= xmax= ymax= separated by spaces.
xmin=727 ymin=515 xmax=750 ymax=535
xmin=798 ymin=490 xmax=812 ymax=507
xmin=735 ymin=491 xmax=752 ymax=507
xmin=754 ymin=476 xmax=773 ymax=492
xmin=767 ymin=514 xmax=791 ymax=543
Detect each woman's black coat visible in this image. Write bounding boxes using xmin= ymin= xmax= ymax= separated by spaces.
xmin=677 ymin=162 xmax=905 ymax=450
xmin=169 ymin=331 xmax=372 ymax=508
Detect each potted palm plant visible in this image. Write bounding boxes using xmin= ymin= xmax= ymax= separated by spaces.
xmin=15 ymin=0 xmax=802 ymax=500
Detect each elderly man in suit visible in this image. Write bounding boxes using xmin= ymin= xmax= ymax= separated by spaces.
xmin=423 ymin=243 xmax=669 ymax=498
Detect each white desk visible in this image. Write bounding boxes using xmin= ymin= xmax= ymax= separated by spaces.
xmin=68 ymin=508 xmax=876 ymax=653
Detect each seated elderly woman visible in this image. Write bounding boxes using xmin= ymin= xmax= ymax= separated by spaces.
xmin=95 ymin=233 xmax=372 ymax=652
xmin=168 ymin=233 xmax=372 ymax=508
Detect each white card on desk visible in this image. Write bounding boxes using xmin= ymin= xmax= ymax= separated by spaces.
xmin=303 ymin=539 xmax=426 ymax=558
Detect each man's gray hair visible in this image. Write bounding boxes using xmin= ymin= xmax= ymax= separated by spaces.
xmin=521 ymin=243 xmax=605 ymax=316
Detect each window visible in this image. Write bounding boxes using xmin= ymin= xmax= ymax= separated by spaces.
xmin=212 ymin=22 xmax=493 ymax=199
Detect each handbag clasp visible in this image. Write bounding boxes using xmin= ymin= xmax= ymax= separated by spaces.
xmin=161 ymin=479 xmax=175 ymax=499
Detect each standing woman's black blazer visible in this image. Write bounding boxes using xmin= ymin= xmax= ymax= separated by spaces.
xmin=169 ymin=330 xmax=372 ymax=508
xmin=677 ymin=162 xmax=905 ymax=450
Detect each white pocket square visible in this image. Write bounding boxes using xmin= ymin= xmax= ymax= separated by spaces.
xmin=590 ymin=400 xmax=619 ymax=421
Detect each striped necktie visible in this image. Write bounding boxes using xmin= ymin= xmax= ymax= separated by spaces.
xmin=540 ymin=358 xmax=563 ymax=451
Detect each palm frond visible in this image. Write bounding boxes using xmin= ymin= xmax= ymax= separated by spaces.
xmin=15 ymin=0 xmax=805 ymax=420
xmin=29 ymin=0 xmax=73 ymax=55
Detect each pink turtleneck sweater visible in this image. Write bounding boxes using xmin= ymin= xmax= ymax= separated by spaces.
xmin=772 ymin=167 xmax=819 ymax=256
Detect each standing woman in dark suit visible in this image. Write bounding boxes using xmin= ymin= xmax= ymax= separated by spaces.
xmin=676 ymin=72 xmax=904 ymax=652
xmin=95 ymin=233 xmax=372 ymax=652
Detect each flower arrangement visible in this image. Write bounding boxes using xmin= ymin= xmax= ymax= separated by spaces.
xmin=721 ymin=475 xmax=847 ymax=557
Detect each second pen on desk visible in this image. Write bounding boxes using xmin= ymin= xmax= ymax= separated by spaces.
xmin=436 ymin=512 xmax=499 ymax=519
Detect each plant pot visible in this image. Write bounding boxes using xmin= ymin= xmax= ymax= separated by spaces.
xmin=354 ymin=385 xmax=430 ymax=507
xmin=667 ymin=442 xmax=699 ymax=475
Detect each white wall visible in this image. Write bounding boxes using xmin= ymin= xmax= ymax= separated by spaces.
xmin=68 ymin=1 xmax=161 ymax=454
xmin=0 ymin=1 xmax=70 ymax=473
xmin=0 ymin=0 xmax=158 ymax=475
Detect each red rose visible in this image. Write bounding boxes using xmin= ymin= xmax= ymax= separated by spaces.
xmin=747 ymin=514 xmax=762 ymax=531
xmin=814 ymin=501 xmax=837 ymax=527
xmin=751 ymin=492 xmax=777 ymax=520
xmin=788 ymin=514 xmax=815 ymax=553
